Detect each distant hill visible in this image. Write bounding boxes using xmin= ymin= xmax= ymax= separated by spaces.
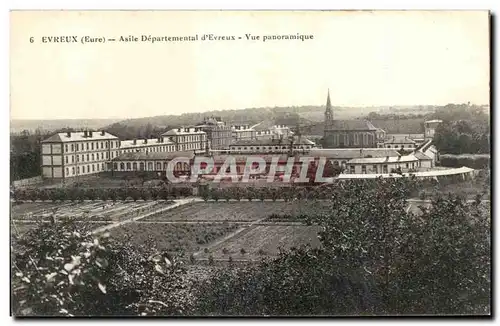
xmin=10 ymin=119 xmax=122 ymax=134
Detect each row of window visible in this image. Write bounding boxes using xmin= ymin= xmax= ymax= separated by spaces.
xmin=346 ymin=162 xmax=417 ymax=174
xmin=230 ymin=145 xmax=312 ymax=151
xmin=64 ymin=140 xmax=120 ymax=153
xmin=173 ymin=135 xmax=205 ymax=143
xmin=381 ymin=144 xmax=415 ymax=149
xmin=113 ymin=161 xmax=189 ymax=171
xmin=64 ymin=151 xmax=118 ymax=164
xmin=121 ymin=145 xmax=177 ymax=154
xmin=65 ymin=163 xmax=106 ymax=176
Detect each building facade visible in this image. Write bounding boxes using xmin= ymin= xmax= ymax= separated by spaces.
xmin=323 ymin=90 xmax=379 ymax=148
xmin=161 ymin=127 xmax=208 ymax=152
xmin=231 ymin=124 xmax=256 ymax=141
xmin=424 ymin=120 xmax=443 ymax=139
xmin=227 ymin=136 xmax=316 ymax=154
xmin=41 ymin=130 xmax=120 ymax=181
xmin=120 ymin=138 xmax=176 ymax=154
xmin=196 ymin=117 xmax=233 ymax=150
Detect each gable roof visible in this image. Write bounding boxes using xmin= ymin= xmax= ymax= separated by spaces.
xmin=325 ymin=119 xmax=378 ymax=131
xmin=41 ymin=131 xmax=118 ymax=143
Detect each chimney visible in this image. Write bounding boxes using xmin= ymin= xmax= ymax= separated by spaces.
xmin=144 ymin=139 xmax=148 ymax=144
xmin=83 ymin=130 xmax=88 ymax=137
xmin=89 ymin=131 xmax=93 ymax=138
xmin=133 ymin=139 xmax=137 ymax=145
xmin=66 ymin=131 xmax=71 ymax=138
xmin=101 ymin=130 xmax=105 ymax=136
xmin=178 ymin=128 xmax=181 ymax=132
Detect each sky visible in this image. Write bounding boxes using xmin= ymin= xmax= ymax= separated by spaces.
xmin=10 ymin=10 xmax=490 ymax=120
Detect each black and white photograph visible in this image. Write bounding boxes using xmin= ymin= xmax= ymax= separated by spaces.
xmin=9 ymin=10 xmax=491 ymax=317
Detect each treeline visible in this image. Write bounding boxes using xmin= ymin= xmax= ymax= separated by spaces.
xmin=12 ymin=186 xmax=193 ymax=203
xmin=12 ymin=178 xmax=490 ymax=316
xmin=434 ymin=120 xmax=490 ymax=154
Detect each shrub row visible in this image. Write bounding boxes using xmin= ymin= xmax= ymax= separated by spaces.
xmin=439 ymin=154 xmax=490 ymax=169
xmin=12 ymin=186 xmax=194 ymax=202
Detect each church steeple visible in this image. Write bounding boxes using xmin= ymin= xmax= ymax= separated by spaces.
xmin=325 ymin=89 xmax=333 ymax=125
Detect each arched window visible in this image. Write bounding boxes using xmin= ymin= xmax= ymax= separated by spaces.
xmin=91 ymin=154 xmax=94 ymax=161
xmin=126 ymin=162 xmax=131 ymax=170
xmin=133 ymin=162 xmax=138 ymax=170
xmin=163 ymin=162 xmax=168 ymax=170
xmin=139 ymin=162 xmax=145 ymax=171
xmin=82 ymin=166 xmax=86 ymax=173
xmin=102 ymin=163 xmax=105 ymax=170
xmin=156 ymin=162 xmax=161 ymax=170
xmin=120 ymin=163 xmax=125 ymax=170
xmin=148 ymin=162 xmax=153 ymax=170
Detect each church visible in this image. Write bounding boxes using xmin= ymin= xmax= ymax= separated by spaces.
xmin=323 ymin=90 xmax=380 ymax=149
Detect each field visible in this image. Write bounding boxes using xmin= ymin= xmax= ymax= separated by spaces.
xmin=197 ymin=225 xmax=322 ymax=260
xmin=142 ymin=201 xmax=330 ymax=222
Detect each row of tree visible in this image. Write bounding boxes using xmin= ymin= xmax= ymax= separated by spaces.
xmin=12 ymin=186 xmax=193 ymax=203
xmin=12 ymin=178 xmax=490 ymax=316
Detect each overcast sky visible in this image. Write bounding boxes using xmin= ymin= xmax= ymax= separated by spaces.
xmin=10 ymin=11 xmax=489 ymax=120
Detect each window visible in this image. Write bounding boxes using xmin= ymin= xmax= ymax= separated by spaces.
xmin=72 ymin=156 xmax=74 ymax=163
xmin=65 ymin=156 xmax=68 ymax=164
xmin=86 ymin=143 xmax=89 ymax=150
xmin=111 ymin=142 xmax=114 ymax=149
xmin=406 ymin=163 xmax=409 ymax=168
xmin=350 ymin=166 xmax=355 ymax=174
xmin=113 ymin=163 xmax=118 ymax=170
xmin=164 ymin=162 xmax=168 ymax=170
xmin=66 ymin=168 xmax=69 ymax=175
xmin=80 ymin=155 xmax=83 ymax=162
xmin=96 ymin=164 xmax=99 ymax=171
xmin=383 ymin=165 xmax=388 ymax=173
xmin=82 ymin=166 xmax=85 ymax=173
xmin=105 ymin=142 xmax=109 ymax=148
xmin=106 ymin=152 xmax=109 ymax=159
xmin=120 ymin=163 xmax=125 ymax=170
xmin=92 ymin=164 xmax=95 ymax=172
xmin=156 ymin=162 xmax=161 ymax=170
xmin=101 ymin=142 xmax=104 ymax=149
xmin=133 ymin=162 xmax=138 ymax=170
xmin=65 ymin=144 xmax=68 ymax=152
xmin=361 ymin=165 xmax=367 ymax=174
xmin=72 ymin=167 xmax=75 ymax=174
xmin=126 ymin=162 xmax=131 ymax=170
xmin=395 ymin=145 xmax=399 ymax=148
xmin=148 ymin=162 xmax=153 ymax=170
xmin=387 ymin=145 xmax=391 ymax=148
xmin=101 ymin=153 xmax=104 ymax=160
xmin=372 ymin=165 xmax=377 ymax=173
xmin=71 ymin=144 xmax=74 ymax=152
xmin=77 ymin=167 xmax=80 ymax=173
xmin=86 ymin=154 xmax=89 ymax=161
xmin=91 ymin=154 xmax=94 ymax=161
xmin=91 ymin=143 xmax=94 ymax=150
xmin=102 ymin=163 xmax=105 ymax=170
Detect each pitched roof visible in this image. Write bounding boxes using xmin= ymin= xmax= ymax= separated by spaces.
xmin=325 ymin=119 xmax=378 ymax=131
xmin=162 ymin=127 xmax=206 ymax=136
xmin=112 ymin=151 xmax=195 ymax=161
xmin=384 ymin=136 xmax=417 ymax=144
xmin=41 ymin=131 xmax=118 ymax=143
xmin=309 ymin=148 xmax=400 ymax=159
xmin=414 ymin=151 xmax=432 ymax=160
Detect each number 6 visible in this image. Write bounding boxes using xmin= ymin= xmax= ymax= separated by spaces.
xmin=29 ymin=37 xmax=34 ymax=43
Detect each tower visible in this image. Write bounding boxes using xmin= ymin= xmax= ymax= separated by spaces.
xmin=324 ymin=89 xmax=333 ymax=126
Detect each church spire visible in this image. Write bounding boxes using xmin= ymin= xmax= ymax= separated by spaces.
xmin=325 ymin=89 xmax=333 ymax=124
